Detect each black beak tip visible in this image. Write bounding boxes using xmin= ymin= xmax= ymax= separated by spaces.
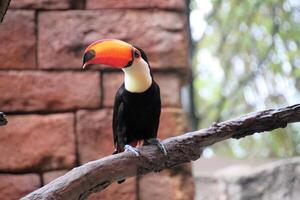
xmin=82 ymin=50 xmax=96 ymax=68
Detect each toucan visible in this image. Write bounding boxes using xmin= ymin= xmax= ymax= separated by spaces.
xmin=82 ymin=39 xmax=167 ymax=181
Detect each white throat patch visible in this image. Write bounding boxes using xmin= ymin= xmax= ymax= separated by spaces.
xmin=122 ymin=58 xmax=152 ymax=93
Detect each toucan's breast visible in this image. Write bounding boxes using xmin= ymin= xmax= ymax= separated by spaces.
xmin=122 ymin=58 xmax=152 ymax=93
xmin=113 ymin=81 xmax=161 ymax=147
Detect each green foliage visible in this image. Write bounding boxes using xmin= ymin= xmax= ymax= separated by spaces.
xmin=190 ymin=0 xmax=300 ymax=158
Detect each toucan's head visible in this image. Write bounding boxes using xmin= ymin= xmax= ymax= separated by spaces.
xmin=82 ymin=39 xmax=152 ymax=93
xmin=82 ymin=39 xmax=147 ymax=69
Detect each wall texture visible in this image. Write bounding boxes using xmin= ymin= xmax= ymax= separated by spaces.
xmin=0 ymin=0 xmax=194 ymax=199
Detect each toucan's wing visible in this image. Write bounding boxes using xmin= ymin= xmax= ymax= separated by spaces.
xmin=112 ymin=84 xmax=126 ymax=151
xmin=153 ymin=82 xmax=161 ymax=137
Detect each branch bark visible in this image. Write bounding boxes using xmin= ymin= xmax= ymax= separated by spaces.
xmin=0 ymin=0 xmax=11 ymax=23
xmin=22 ymin=104 xmax=300 ymax=200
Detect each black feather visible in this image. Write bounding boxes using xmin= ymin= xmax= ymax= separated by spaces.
xmin=112 ymin=81 xmax=161 ymax=152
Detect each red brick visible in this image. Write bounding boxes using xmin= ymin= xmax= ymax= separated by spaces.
xmin=43 ymin=170 xmax=68 ymax=184
xmin=0 ymin=114 xmax=75 ymax=172
xmin=102 ymin=73 xmax=123 ymax=107
xmin=38 ymin=10 xmax=188 ymax=69
xmin=102 ymin=72 xmax=182 ymax=107
xmin=0 ymin=174 xmax=40 ymax=200
xmin=140 ymin=173 xmax=173 ymax=200
xmin=156 ymin=73 xmax=182 ymax=107
xmin=10 ymin=0 xmax=70 ymax=9
xmin=86 ymin=0 xmax=186 ymax=11
xmin=76 ymin=109 xmax=114 ymax=163
xmin=88 ymin=178 xmax=136 ymax=200
xmin=0 ymin=10 xmax=36 ymax=69
xmin=139 ymin=166 xmax=194 ymax=200
xmin=158 ymin=108 xmax=188 ymax=139
xmin=0 ymin=71 xmax=100 ymax=112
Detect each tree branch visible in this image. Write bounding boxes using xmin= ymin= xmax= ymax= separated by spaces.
xmin=0 ymin=112 xmax=7 ymax=126
xmin=0 ymin=0 xmax=11 ymax=23
xmin=22 ymin=104 xmax=300 ymax=200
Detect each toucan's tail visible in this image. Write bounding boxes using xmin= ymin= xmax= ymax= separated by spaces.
xmin=117 ymin=179 xmax=126 ymax=184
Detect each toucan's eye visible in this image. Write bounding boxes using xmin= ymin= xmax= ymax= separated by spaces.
xmin=133 ymin=49 xmax=141 ymax=58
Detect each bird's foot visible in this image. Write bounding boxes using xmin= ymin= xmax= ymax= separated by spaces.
xmin=144 ymin=138 xmax=167 ymax=156
xmin=124 ymin=144 xmax=140 ymax=156
xmin=112 ymin=149 xmax=118 ymax=155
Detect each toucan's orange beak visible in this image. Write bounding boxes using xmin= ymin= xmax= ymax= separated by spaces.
xmin=82 ymin=39 xmax=133 ymax=69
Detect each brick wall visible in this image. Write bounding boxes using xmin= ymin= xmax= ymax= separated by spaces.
xmin=0 ymin=0 xmax=194 ymax=199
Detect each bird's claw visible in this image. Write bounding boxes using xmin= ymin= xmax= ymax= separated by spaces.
xmin=145 ymin=138 xmax=167 ymax=156
xmin=124 ymin=144 xmax=140 ymax=156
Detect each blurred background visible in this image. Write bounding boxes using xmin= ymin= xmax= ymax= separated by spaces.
xmin=0 ymin=0 xmax=300 ymax=200
xmin=189 ymin=0 xmax=300 ymax=199
xmin=189 ymin=0 xmax=300 ymax=159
